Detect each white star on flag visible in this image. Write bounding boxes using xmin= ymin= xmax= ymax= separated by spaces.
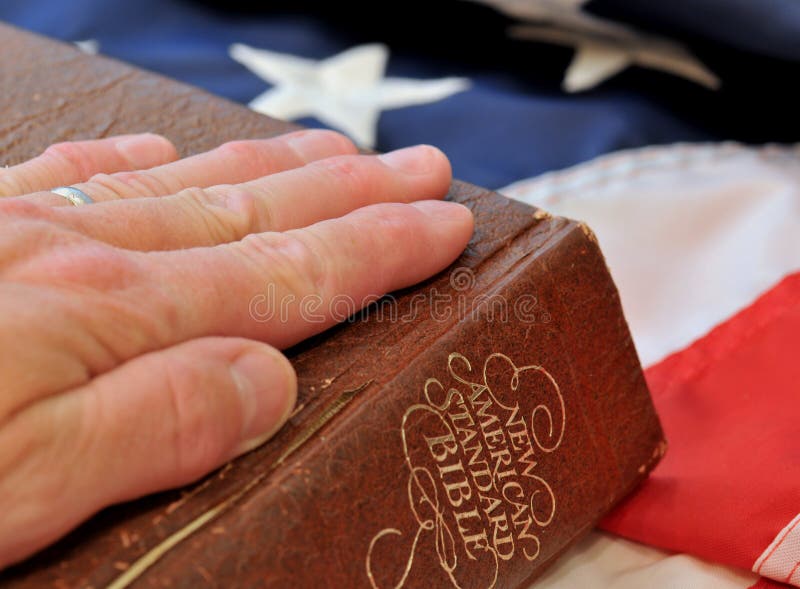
xmin=229 ymin=43 xmax=471 ymax=148
xmin=474 ymin=0 xmax=719 ymax=92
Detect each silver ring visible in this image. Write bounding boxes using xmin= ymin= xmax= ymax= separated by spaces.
xmin=51 ymin=186 xmax=94 ymax=206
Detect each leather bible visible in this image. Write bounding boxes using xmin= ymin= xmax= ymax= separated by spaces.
xmin=0 ymin=23 xmax=665 ymax=588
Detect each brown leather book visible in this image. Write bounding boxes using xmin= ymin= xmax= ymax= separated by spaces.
xmin=0 ymin=23 xmax=665 ymax=589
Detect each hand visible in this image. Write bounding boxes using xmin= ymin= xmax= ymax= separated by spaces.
xmin=0 ymin=131 xmax=473 ymax=567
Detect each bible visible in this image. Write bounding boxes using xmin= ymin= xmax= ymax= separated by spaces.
xmin=0 ymin=23 xmax=664 ymax=588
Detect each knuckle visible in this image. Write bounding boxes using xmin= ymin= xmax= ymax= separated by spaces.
xmin=355 ymin=203 xmax=420 ymax=256
xmin=84 ymin=173 xmax=129 ymax=200
xmin=0 ymin=221 xmax=84 ymax=276
xmin=115 ymin=170 xmax=175 ymax=195
xmin=0 ymin=203 xmax=56 ymax=265
xmin=0 ymin=197 xmax=53 ymax=221
xmin=10 ymin=236 xmax=179 ymax=368
xmin=285 ymin=129 xmax=358 ymax=156
xmin=215 ymin=184 xmax=276 ymax=232
xmin=177 ymin=186 xmax=249 ymax=243
xmin=44 ymin=141 xmax=93 ymax=178
xmin=314 ymin=129 xmax=359 ymax=154
xmin=143 ymin=133 xmax=179 ymax=161
xmin=309 ymin=155 xmax=375 ymax=195
xmin=33 ymin=244 xmax=174 ymax=361
xmin=161 ymin=358 xmax=235 ymax=478
xmin=216 ymin=139 xmax=272 ymax=171
xmin=180 ymin=184 xmax=275 ymax=242
xmin=217 ymin=139 xmax=256 ymax=156
xmin=0 ymin=408 xmax=68 ymax=518
xmin=239 ymin=231 xmax=330 ymax=297
xmin=0 ymin=173 xmax=24 ymax=197
xmin=369 ymin=203 xmax=418 ymax=237
xmin=24 ymin=240 xmax=139 ymax=287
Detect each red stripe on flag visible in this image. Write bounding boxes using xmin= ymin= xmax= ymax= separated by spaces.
xmin=601 ymin=272 xmax=800 ymax=584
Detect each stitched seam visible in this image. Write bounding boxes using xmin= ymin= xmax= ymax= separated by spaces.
xmin=503 ymin=142 xmax=800 ymax=204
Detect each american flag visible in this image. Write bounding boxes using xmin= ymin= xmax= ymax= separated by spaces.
xmin=4 ymin=1 xmax=799 ymax=587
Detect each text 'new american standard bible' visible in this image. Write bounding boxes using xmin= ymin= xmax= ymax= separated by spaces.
xmin=0 ymin=23 xmax=665 ymax=589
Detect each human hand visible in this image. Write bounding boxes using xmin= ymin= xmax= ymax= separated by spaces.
xmin=0 ymin=131 xmax=473 ymax=566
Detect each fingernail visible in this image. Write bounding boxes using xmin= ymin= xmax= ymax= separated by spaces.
xmin=410 ymin=199 xmax=472 ymax=222
xmin=230 ymin=348 xmax=297 ymax=456
xmin=379 ymin=145 xmax=441 ymax=175
xmin=115 ymin=134 xmax=176 ymax=169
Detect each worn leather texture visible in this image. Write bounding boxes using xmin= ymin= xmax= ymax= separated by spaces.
xmin=0 ymin=23 xmax=664 ymax=589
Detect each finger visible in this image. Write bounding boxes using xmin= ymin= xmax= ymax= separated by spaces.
xmin=0 ymin=336 xmax=295 ymax=567
xmin=0 ymin=199 xmax=470 ymax=416
xmin=0 ymin=134 xmax=177 ymax=199
xmin=19 ymin=129 xmax=356 ymax=207
xmin=146 ymin=199 xmax=474 ymax=349
xmin=51 ymin=145 xmax=453 ymax=250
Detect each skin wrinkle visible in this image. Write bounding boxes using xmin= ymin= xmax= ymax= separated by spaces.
xmin=44 ymin=142 xmax=103 ymax=183
xmin=76 ymin=173 xmax=127 ymax=201
xmin=0 ymin=171 xmax=24 ymax=197
xmin=90 ymin=169 xmax=177 ymax=200
xmin=234 ymin=230 xmax=330 ymax=322
xmin=174 ymin=185 xmax=244 ymax=245
xmin=201 ymin=183 xmax=277 ymax=244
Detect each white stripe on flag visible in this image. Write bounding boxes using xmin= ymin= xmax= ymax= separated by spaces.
xmin=754 ymin=513 xmax=800 ymax=584
xmin=502 ymin=142 xmax=800 ymax=366
xmin=534 ymin=531 xmax=757 ymax=588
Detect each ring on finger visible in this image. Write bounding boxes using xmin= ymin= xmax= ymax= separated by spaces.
xmin=51 ymin=186 xmax=95 ymax=206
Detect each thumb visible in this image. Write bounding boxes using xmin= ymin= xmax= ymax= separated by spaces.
xmin=0 ymin=337 xmax=296 ymax=567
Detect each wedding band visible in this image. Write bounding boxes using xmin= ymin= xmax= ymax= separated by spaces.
xmin=51 ymin=186 xmax=94 ymax=206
